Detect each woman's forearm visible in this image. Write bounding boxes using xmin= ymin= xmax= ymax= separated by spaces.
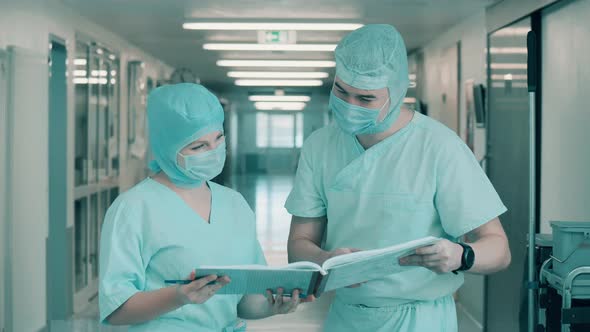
xmin=237 ymin=294 xmax=274 ymax=320
xmin=107 ymin=286 xmax=183 ymax=325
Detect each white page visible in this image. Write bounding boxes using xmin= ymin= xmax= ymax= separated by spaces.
xmin=322 ymin=236 xmax=440 ymax=270
xmin=321 ymin=237 xmax=440 ymax=291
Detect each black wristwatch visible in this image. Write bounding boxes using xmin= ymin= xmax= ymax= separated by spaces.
xmin=452 ymin=242 xmax=475 ymax=274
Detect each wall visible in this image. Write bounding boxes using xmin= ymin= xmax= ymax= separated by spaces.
xmin=540 ymin=0 xmax=590 ymax=233
xmin=0 ymin=1 xmax=172 ymax=330
xmin=419 ymin=10 xmax=488 ymax=329
xmin=421 ymin=10 xmax=488 ymax=161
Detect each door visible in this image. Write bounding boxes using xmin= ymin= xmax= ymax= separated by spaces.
xmin=47 ymin=38 xmax=70 ymax=320
xmin=0 ymin=48 xmax=8 ymax=332
xmin=427 ymin=43 xmax=460 ymax=133
xmin=485 ymin=17 xmax=532 ymax=332
xmin=440 ymin=43 xmax=460 ymax=133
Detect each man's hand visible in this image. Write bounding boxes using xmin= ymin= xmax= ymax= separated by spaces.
xmin=398 ymin=239 xmax=463 ymax=274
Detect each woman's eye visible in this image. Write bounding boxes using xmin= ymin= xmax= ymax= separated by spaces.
xmin=217 ymin=134 xmax=225 ymax=141
xmin=191 ymin=145 xmax=205 ymax=151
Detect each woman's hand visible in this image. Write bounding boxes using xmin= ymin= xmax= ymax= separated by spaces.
xmin=398 ymin=239 xmax=463 ymax=274
xmin=264 ymin=288 xmax=314 ymax=315
xmin=175 ymin=270 xmax=231 ymax=305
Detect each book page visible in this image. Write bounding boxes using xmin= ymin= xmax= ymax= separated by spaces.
xmin=322 ymin=236 xmax=439 ymax=270
xmin=195 ymin=264 xmax=320 ymax=296
xmin=321 ymin=237 xmax=440 ymax=292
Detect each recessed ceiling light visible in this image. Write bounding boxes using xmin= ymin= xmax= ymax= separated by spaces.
xmin=255 ymin=102 xmax=306 ymax=111
xmin=235 ymin=79 xmax=323 ymax=87
xmin=229 ymin=71 xmax=328 ymax=79
xmin=204 ymin=43 xmax=336 ymax=52
xmin=218 ymin=60 xmax=336 ymax=68
xmin=183 ymin=22 xmax=363 ymax=31
xmin=249 ymin=95 xmax=311 ymax=102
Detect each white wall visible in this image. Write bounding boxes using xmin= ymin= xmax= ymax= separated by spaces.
xmin=0 ymin=1 xmax=172 ymax=330
xmin=5 ymin=46 xmax=49 ymax=332
xmin=420 ymin=10 xmax=488 ymax=329
xmin=421 ymin=10 xmax=488 ymax=161
xmin=540 ymin=0 xmax=590 ymax=233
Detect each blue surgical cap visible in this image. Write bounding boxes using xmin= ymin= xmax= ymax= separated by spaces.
xmin=334 ymin=24 xmax=409 ymax=108
xmin=147 ymin=83 xmax=224 ymax=188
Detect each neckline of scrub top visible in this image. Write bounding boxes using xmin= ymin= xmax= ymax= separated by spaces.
xmin=352 ymin=110 xmax=420 ymax=153
xmin=146 ymin=177 xmax=217 ymax=225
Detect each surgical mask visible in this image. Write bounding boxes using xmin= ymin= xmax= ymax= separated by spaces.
xmin=177 ymin=141 xmax=226 ymax=183
xmin=329 ymin=91 xmax=398 ymax=136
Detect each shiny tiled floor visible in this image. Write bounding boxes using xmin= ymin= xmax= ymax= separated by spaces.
xmin=66 ymin=174 xmax=480 ymax=332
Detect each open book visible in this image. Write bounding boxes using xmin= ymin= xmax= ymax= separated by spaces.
xmin=194 ymin=236 xmax=440 ymax=298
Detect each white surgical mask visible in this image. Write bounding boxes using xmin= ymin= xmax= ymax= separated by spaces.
xmin=177 ymin=141 xmax=226 ymax=184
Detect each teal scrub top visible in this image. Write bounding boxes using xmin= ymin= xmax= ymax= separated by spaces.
xmin=285 ymin=112 xmax=507 ymax=307
xmin=99 ymin=178 xmax=266 ymax=331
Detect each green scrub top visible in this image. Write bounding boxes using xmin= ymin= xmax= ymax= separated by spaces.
xmin=99 ymin=178 xmax=266 ymax=331
xmin=286 ymin=112 xmax=506 ymax=308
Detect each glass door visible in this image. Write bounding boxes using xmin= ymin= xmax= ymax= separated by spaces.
xmin=73 ymin=39 xmax=121 ymax=312
xmin=485 ymin=17 xmax=532 ymax=332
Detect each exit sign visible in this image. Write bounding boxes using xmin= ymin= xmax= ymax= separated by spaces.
xmin=258 ymin=30 xmax=297 ymax=44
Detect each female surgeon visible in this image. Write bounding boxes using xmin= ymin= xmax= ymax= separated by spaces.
xmin=99 ymin=83 xmax=306 ymax=331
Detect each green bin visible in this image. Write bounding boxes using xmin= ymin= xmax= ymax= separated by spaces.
xmin=550 ymin=221 xmax=590 ymax=279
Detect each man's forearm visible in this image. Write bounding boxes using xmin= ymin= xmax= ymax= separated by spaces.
xmin=288 ymin=238 xmax=329 ymax=265
xmin=467 ymin=233 xmax=511 ymax=274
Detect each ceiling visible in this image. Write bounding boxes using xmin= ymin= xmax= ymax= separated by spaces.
xmin=61 ymin=0 xmax=500 ymax=106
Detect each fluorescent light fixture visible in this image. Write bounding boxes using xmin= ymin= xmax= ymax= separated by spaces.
xmin=91 ymin=70 xmax=108 ymax=77
xmin=488 ymin=47 xmax=527 ymax=54
xmin=404 ymin=97 xmax=417 ymax=103
xmin=96 ymin=48 xmax=103 ymax=55
xmin=111 ymin=70 xmax=117 ymax=77
xmin=491 ymin=82 xmax=528 ymax=88
xmin=409 ymin=82 xmax=417 ymax=88
xmin=204 ymin=43 xmax=336 ymax=52
xmin=408 ymin=74 xmax=417 ymax=80
xmin=217 ymin=60 xmax=335 ymax=68
xmin=236 ymin=79 xmax=323 ymax=87
xmin=489 ymin=63 xmax=527 ymax=70
xmin=73 ymin=78 xmax=108 ymax=85
xmin=255 ymin=102 xmax=306 ymax=111
xmin=491 ymin=74 xmax=527 ymax=80
xmin=109 ymin=54 xmax=116 ymax=60
xmin=111 ymin=79 xmax=117 ymax=84
xmin=183 ymin=22 xmax=363 ymax=31
xmin=249 ymin=95 xmax=311 ymax=102
xmin=74 ymin=70 xmax=87 ymax=77
xmin=493 ymin=27 xmax=530 ymax=36
xmin=74 ymin=59 xmax=87 ymax=66
xmin=229 ymin=71 xmax=328 ymax=79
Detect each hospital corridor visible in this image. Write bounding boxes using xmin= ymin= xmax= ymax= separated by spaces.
xmin=1 ymin=0 xmax=590 ymax=331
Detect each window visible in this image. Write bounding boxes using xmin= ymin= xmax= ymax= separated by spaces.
xmin=256 ymin=112 xmax=304 ymax=148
